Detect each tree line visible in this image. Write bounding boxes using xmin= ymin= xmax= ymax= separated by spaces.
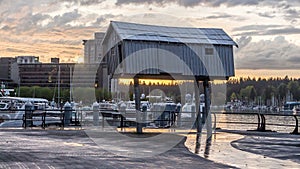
xmin=226 ymin=76 xmax=300 ymax=106
xmin=16 ymin=86 xmax=112 ymax=105
xmin=9 ymin=76 xmax=300 ymax=106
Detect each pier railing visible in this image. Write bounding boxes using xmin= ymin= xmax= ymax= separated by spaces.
xmin=0 ymin=109 xmax=81 ymax=128
xmin=90 ymin=109 xmax=300 ymax=134
xmin=213 ymin=110 xmax=300 ymax=134
xmin=1 ymin=108 xmax=299 ymax=134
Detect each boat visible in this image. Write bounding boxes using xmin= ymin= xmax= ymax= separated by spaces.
xmin=293 ymin=105 xmax=300 ymax=114
xmin=0 ymin=102 xmax=10 ymax=111
xmin=181 ymin=93 xmax=205 ymax=117
xmin=0 ymin=96 xmax=59 ymax=127
xmin=282 ymin=101 xmax=300 ymax=113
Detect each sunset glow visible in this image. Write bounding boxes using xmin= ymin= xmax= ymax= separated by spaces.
xmin=1 ymin=1 xmax=300 ymax=78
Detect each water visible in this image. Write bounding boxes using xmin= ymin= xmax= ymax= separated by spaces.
xmin=214 ymin=113 xmax=297 ymax=133
xmin=185 ymin=132 xmax=300 ymax=169
xmin=183 ymin=112 xmax=300 ymax=168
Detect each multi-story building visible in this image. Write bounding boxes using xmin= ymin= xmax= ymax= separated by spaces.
xmin=18 ymin=62 xmax=74 ymax=88
xmin=17 ymin=62 xmax=105 ymax=88
xmin=0 ymin=55 xmax=107 ymax=89
xmin=0 ymin=57 xmax=16 ymax=83
xmin=0 ymin=57 xmax=16 ymax=87
xmin=16 ymin=56 xmax=40 ymax=64
xmin=83 ymin=32 xmax=105 ymax=64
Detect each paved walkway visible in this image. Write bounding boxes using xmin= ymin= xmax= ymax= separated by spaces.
xmin=185 ymin=130 xmax=300 ymax=168
xmin=0 ymin=129 xmax=234 ymax=169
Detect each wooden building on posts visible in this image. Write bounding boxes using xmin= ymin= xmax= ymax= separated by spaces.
xmin=101 ymin=21 xmax=238 ymax=133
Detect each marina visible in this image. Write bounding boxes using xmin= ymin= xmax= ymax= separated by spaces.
xmin=0 ymin=5 xmax=300 ymax=167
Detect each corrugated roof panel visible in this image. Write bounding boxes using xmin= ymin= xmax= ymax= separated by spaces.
xmin=111 ymin=21 xmax=237 ymax=46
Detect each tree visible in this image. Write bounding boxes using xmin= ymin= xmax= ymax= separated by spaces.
xmin=277 ymin=83 xmax=287 ymax=103
xmin=249 ymin=86 xmax=257 ymax=102
xmin=287 ymin=81 xmax=299 ymax=100
xmin=19 ymin=87 xmax=33 ymax=97
xmin=239 ymin=85 xmax=256 ymax=104
xmin=230 ymin=92 xmax=238 ymax=101
xmin=264 ymin=85 xmax=276 ymax=105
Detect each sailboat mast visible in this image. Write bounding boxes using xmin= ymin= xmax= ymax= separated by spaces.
xmin=69 ymin=66 xmax=72 ymax=102
xmin=58 ymin=65 xmax=60 ymax=107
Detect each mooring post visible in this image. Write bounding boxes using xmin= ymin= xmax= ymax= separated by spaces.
xmin=134 ymin=77 xmax=142 ymax=134
xmin=92 ymin=102 xmax=100 ymax=126
xmin=24 ymin=101 xmax=34 ymax=128
xmin=64 ymin=102 xmax=72 ymax=126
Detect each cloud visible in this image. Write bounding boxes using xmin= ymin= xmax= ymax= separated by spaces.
xmin=258 ymin=12 xmax=276 ymax=18
xmin=203 ymin=12 xmax=246 ymax=21
xmin=6 ymin=48 xmax=27 ymax=53
xmin=235 ymin=36 xmax=300 ymax=69
xmin=233 ymin=25 xmax=300 ymax=36
xmin=204 ymin=13 xmax=234 ymax=19
xmin=92 ymin=14 xmax=123 ymax=27
xmin=15 ymin=13 xmax=51 ymax=32
xmin=282 ymin=8 xmax=300 ymax=23
xmin=115 ymin=0 xmax=170 ymax=6
xmin=235 ymin=36 xmax=252 ymax=50
xmin=233 ymin=25 xmax=283 ymax=32
xmin=59 ymin=0 xmax=106 ymax=6
xmin=114 ymin=0 xmax=267 ymax=7
xmin=47 ymin=9 xmax=82 ymax=27
xmin=236 ymin=28 xmax=300 ymax=36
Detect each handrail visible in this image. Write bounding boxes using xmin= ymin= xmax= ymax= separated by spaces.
xmin=98 ymin=109 xmax=300 ymax=134
xmin=212 ymin=111 xmax=300 ymax=134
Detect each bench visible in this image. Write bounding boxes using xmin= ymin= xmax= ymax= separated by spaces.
xmin=22 ymin=110 xmax=65 ymax=129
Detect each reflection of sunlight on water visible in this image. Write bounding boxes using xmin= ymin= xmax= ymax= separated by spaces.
xmin=116 ymin=128 xmax=193 ymax=134
xmin=215 ymin=114 xmax=296 ymax=133
xmin=63 ymin=142 xmax=84 ymax=147
xmin=185 ymin=132 xmax=300 ymax=168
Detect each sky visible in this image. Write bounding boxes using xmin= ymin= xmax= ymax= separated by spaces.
xmin=0 ymin=0 xmax=300 ymax=79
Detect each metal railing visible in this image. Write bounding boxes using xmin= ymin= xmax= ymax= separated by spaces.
xmin=0 ymin=109 xmax=81 ymax=129
xmin=89 ymin=109 xmax=300 ymax=134
xmin=2 ymin=108 xmax=299 ymax=134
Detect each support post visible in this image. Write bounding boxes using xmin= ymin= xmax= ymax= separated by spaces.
xmin=203 ymin=80 xmax=212 ymax=146
xmin=134 ymin=77 xmax=142 ymax=134
xmin=291 ymin=115 xmax=299 ymax=135
xmin=194 ymin=80 xmax=202 ymax=154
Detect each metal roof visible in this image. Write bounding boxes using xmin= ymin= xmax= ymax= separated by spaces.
xmin=111 ymin=21 xmax=238 ymax=47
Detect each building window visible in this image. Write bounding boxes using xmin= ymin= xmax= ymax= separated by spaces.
xmin=205 ymin=48 xmax=214 ymax=55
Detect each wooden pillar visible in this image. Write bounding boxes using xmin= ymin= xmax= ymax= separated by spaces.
xmin=194 ymin=80 xmax=202 ymax=154
xmin=194 ymin=80 xmax=201 ymax=132
xmin=203 ymin=80 xmax=212 ymax=142
xmin=134 ymin=77 xmax=142 ymax=134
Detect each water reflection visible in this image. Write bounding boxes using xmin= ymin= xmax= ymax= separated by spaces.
xmin=194 ymin=135 xmax=201 ymax=154
xmin=194 ymin=113 xmax=213 ymax=158
xmin=194 ymin=131 xmax=213 ymax=158
xmin=204 ymin=135 xmax=212 ymax=158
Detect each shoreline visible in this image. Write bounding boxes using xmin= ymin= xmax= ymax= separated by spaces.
xmin=185 ymin=129 xmax=300 ymax=168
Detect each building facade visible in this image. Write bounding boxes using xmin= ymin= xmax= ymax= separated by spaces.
xmin=16 ymin=56 xmax=40 ymax=64
xmin=17 ymin=62 xmax=105 ymax=88
xmin=0 ymin=57 xmax=17 ymax=89
xmin=0 ymin=56 xmax=105 ymax=89
xmin=83 ymin=32 xmax=105 ymax=64
xmin=0 ymin=57 xmax=16 ymax=81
